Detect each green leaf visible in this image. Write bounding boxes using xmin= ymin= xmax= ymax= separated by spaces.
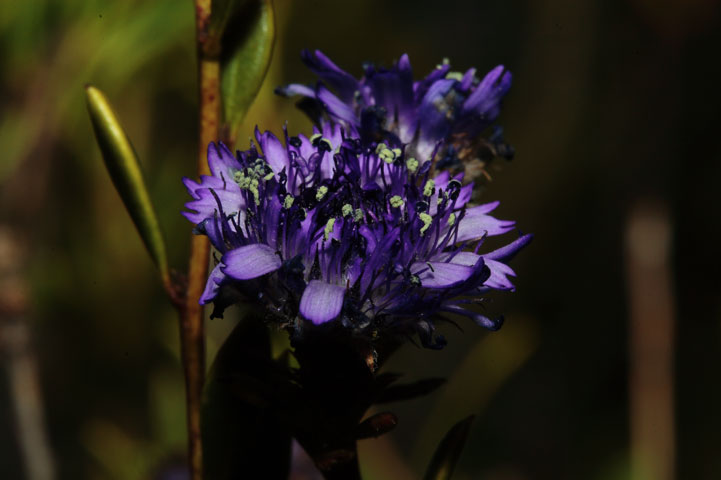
xmin=216 ymin=0 xmax=275 ymax=142
xmin=423 ymin=416 xmax=475 ymax=480
xmin=202 ymin=315 xmax=291 ymax=479
xmin=85 ymin=85 xmax=169 ymax=284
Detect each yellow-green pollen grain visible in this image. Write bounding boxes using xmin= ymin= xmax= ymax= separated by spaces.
xmin=423 ymin=179 xmax=435 ymax=197
xmin=389 ymin=195 xmax=404 ymax=208
xmin=323 ymin=218 xmax=336 ymax=241
xmin=419 ymin=212 xmax=433 ymax=236
xmin=342 ymin=204 xmax=353 ymax=217
xmin=316 ymin=185 xmax=328 ymax=201
xmin=354 ymin=208 xmax=364 ymax=222
xmin=445 ymin=71 xmax=464 ymax=81
xmin=406 ymin=157 xmax=418 ymax=173
xmin=376 ymin=142 xmax=401 ymax=164
xmin=248 ymin=178 xmax=260 ymax=204
xmin=233 ymin=160 xmax=274 ymax=204
xmin=447 ymin=212 xmax=456 ymax=226
xmin=234 ymin=171 xmax=261 ymax=203
xmin=283 ymin=195 xmax=294 ymax=209
xmin=310 ymin=133 xmax=332 ymax=151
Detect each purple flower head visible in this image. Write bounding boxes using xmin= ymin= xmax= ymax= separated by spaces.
xmin=183 ymin=128 xmax=530 ymax=348
xmin=276 ymin=50 xmax=514 ymax=182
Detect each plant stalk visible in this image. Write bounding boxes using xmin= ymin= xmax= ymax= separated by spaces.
xmin=182 ymin=1 xmax=220 ymax=479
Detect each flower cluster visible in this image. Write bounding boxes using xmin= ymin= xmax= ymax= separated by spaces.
xmin=277 ymin=50 xmax=515 ymax=182
xmin=183 ymin=52 xmax=530 ymax=348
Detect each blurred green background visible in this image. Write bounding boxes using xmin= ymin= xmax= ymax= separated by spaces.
xmin=1 ymin=0 xmax=720 ymax=479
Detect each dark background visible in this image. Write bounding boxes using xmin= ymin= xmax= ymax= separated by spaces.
xmin=1 ymin=0 xmax=720 ymax=478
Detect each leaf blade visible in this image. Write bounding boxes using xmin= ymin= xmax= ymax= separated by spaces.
xmin=85 ymin=85 xmax=169 ymax=284
xmin=217 ymin=0 xmax=275 ymax=143
xmin=423 ymin=415 xmax=475 ymax=480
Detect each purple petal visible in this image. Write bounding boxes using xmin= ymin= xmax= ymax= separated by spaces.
xmin=295 ymin=133 xmax=316 ymax=166
xmin=445 ymin=251 xmax=481 ymax=266
xmin=484 ymin=259 xmax=517 ymax=290
xmin=275 ymin=83 xmax=316 ymax=98
xmin=322 ymin=121 xmax=344 ymax=144
xmin=199 ymin=263 xmax=226 ymax=304
xmin=413 ymin=63 xmax=451 ymax=102
xmin=317 ymin=84 xmax=358 ymax=125
xmin=182 ymin=175 xmax=224 ymax=199
xmin=418 ymin=79 xmax=456 ymax=138
xmin=455 ymin=183 xmax=473 ymax=208
xmin=440 ymin=246 xmax=519 ymax=290
xmin=255 ymin=129 xmax=289 ymax=175
xmin=485 ymin=233 xmax=533 ymax=262
xmin=360 ymin=227 xmax=401 ymax=293
xmin=474 ymin=200 xmax=501 ymax=214
xmin=195 ymin=214 xmax=233 ymax=251
xmin=441 ymin=304 xmax=504 ymax=331
xmin=459 ymin=67 xmax=476 ymax=91
xmin=412 ymin=262 xmax=475 ymax=288
xmin=455 ymin=205 xmax=516 ymax=242
xmin=369 ymin=56 xmax=416 ymax=142
xmin=221 ymin=244 xmax=281 ymax=280
xmin=208 ymin=142 xmax=240 ymax=178
xmin=182 ymin=186 xmax=243 ymax=225
xmin=433 ymin=170 xmax=451 ymax=189
xmin=462 ymin=65 xmax=512 ymax=122
xmin=302 ymin=50 xmax=359 ymax=103
xmin=299 ymin=280 xmax=346 ymax=324
xmin=318 ymin=123 xmax=343 ymax=177
xmin=359 ymin=225 xmax=378 ymax=252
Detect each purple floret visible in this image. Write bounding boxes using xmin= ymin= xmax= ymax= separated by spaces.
xmin=276 ymin=50 xmax=514 ymax=176
xmin=182 ymin=125 xmax=530 ymax=348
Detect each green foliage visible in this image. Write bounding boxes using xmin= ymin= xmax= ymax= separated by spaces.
xmin=85 ymin=86 xmax=169 ymax=282
xmin=215 ymin=0 xmax=275 ymax=144
xmin=423 ymin=416 xmax=475 ymax=480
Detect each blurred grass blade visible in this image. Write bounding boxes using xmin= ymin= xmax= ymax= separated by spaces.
xmin=85 ymin=85 xmax=169 ymax=284
xmin=216 ymin=0 xmax=275 ymax=143
xmin=423 ymin=416 xmax=475 ymax=480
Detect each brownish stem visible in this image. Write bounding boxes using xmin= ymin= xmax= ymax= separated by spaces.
xmin=181 ymin=235 xmax=209 ymax=480
xmin=182 ymin=1 xmax=220 ymax=479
